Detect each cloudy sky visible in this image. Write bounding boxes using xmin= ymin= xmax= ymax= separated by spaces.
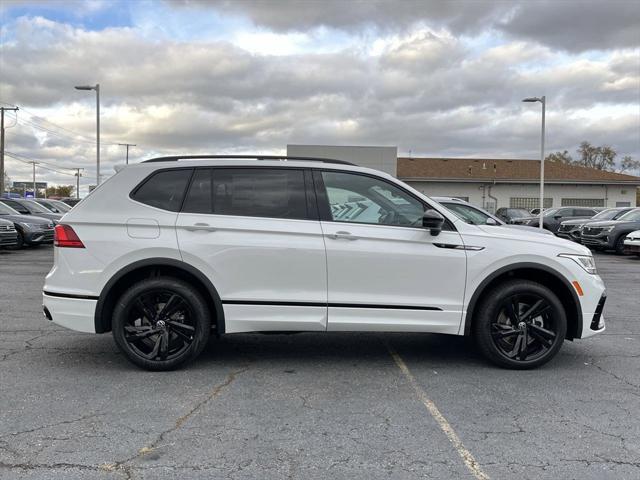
xmin=1 ymin=0 xmax=639 ymax=193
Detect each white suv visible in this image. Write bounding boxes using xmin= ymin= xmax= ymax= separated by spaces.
xmin=43 ymin=156 xmax=607 ymax=370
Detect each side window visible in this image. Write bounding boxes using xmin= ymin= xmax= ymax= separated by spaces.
xmin=321 ymin=171 xmax=424 ymax=227
xmin=183 ymin=169 xmax=212 ymax=214
xmin=131 ymin=169 xmax=192 ymax=212
xmin=183 ymin=168 xmax=308 ymax=220
xmin=576 ymin=209 xmax=595 ymax=216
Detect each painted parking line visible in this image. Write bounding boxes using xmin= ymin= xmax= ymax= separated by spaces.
xmin=384 ymin=340 xmax=490 ymax=480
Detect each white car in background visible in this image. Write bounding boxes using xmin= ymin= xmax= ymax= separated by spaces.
xmin=43 ymin=155 xmax=606 ymax=371
xmin=623 ymin=230 xmax=640 ymax=256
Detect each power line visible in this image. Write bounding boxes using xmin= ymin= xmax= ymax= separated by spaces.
xmin=5 ymin=150 xmax=78 ymax=173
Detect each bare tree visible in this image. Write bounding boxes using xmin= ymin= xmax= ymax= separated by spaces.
xmin=545 ymin=150 xmax=572 ymax=163
xmin=620 ymin=155 xmax=640 ymax=174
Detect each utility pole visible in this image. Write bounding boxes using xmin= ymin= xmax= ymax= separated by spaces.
xmin=31 ymin=161 xmax=38 ymax=198
xmin=74 ymin=168 xmax=84 ymax=199
xmin=118 ymin=143 xmax=136 ymax=164
xmin=0 ymin=106 xmax=19 ymax=196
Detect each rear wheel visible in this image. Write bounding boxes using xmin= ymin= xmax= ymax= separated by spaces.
xmin=473 ymin=280 xmax=566 ymax=369
xmin=112 ymin=277 xmax=211 ymax=370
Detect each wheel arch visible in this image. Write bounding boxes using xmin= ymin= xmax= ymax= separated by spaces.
xmin=94 ymin=258 xmax=225 ymax=335
xmin=464 ymin=263 xmax=582 ymax=340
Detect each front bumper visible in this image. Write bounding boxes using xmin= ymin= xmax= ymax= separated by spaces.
xmin=581 ymin=233 xmax=612 ymax=248
xmin=0 ymin=231 xmax=18 ymax=247
xmin=24 ymin=229 xmax=54 ymax=245
xmin=556 ymin=230 xmax=582 ymax=242
xmin=42 ymin=292 xmax=97 ymax=333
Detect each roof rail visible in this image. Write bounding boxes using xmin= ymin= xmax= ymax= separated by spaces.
xmin=142 ymin=155 xmax=355 ymax=166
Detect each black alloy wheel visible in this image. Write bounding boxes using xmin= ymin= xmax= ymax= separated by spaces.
xmin=113 ymin=277 xmax=210 ymax=370
xmin=491 ymin=294 xmax=559 ymax=362
xmin=615 ymin=235 xmax=628 ymax=255
xmin=474 ymin=280 xmax=567 ymax=369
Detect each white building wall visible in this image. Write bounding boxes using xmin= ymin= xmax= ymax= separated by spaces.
xmin=287 ymin=144 xmax=397 ymax=176
xmin=406 ymin=181 xmax=637 ymax=210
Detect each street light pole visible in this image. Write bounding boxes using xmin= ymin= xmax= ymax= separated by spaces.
xmin=74 ymin=84 xmax=100 ymax=186
xmin=522 ymin=96 xmax=546 ymax=229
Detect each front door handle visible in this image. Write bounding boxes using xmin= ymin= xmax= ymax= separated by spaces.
xmin=327 ymin=231 xmax=359 ymax=240
xmin=184 ymin=223 xmax=217 ymax=232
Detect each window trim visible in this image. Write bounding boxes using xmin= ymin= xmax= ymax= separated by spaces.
xmin=312 ymin=169 xmax=456 ymax=232
xmin=180 ymin=165 xmax=318 ymax=221
xmin=129 ymin=167 xmax=195 ymax=212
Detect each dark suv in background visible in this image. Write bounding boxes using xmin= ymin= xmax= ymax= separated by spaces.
xmin=581 ymin=208 xmax=640 ymax=254
xmin=511 ymin=207 xmax=599 ymax=233
xmin=557 ymin=207 xmax=634 ymax=243
xmin=0 ymin=201 xmax=54 ymax=248
xmin=0 ymin=198 xmax=63 ymax=224
xmin=495 ymin=208 xmax=531 ymax=223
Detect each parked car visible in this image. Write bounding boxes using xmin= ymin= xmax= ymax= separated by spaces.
xmin=0 ymin=198 xmax=63 ymax=224
xmin=34 ymin=198 xmax=72 ymax=214
xmin=581 ymin=208 xmax=640 ymax=254
xmin=623 ymin=230 xmax=640 ymax=256
xmin=557 ymin=207 xmax=635 ymax=243
xmin=0 ymin=201 xmax=55 ymax=248
xmin=43 ymin=155 xmax=606 ymax=371
xmin=511 ymin=207 xmax=599 ymax=233
xmin=529 ymin=208 xmax=548 ymax=216
xmin=432 ymin=197 xmax=553 ymax=235
xmin=495 ymin=208 xmax=531 ymax=224
xmin=0 ymin=217 xmax=18 ymax=249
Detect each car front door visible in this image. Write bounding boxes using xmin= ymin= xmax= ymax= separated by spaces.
xmin=315 ymin=170 xmax=467 ymax=334
xmin=176 ymin=167 xmax=327 ymax=333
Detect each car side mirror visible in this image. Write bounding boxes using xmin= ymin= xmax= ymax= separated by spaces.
xmin=554 ymin=215 xmax=562 ymax=219
xmin=485 ymin=217 xmax=499 ymax=226
xmin=423 ymin=209 xmax=445 ymax=236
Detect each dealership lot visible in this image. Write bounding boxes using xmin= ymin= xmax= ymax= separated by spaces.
xmin=0 ymin=247 xmax=638 ymax=479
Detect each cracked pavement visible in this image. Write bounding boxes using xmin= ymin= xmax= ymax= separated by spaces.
xmin=0 ymin=247 xmax=638 ymax=479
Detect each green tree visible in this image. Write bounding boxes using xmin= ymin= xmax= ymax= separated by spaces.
xmin=45 ymin=185 xmax=75 ymax=198
xmin=545 ymin=150 xmax=572 ymax=163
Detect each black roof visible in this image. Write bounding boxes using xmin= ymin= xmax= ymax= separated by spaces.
xmin=143 ymin=155 xmax=354 ymax=166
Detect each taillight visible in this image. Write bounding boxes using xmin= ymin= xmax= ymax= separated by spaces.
xmin=54 ymin=224 xmax=85 ymax=248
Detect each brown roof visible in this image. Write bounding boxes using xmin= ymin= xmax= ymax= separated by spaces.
xmin=397 ymin=157 xmax=640 ymax=184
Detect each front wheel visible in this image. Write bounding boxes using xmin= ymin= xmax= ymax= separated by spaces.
xmin=473 ymin=280 xmax=567 ymax=369
xmin=614 ymin=235 xmax=628 ymax=255
xmin=112 ymin=277 xmax=211 ymax=370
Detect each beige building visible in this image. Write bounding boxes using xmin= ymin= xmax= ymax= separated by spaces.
xmin=287 ymin=145 xmax=640 ymax=212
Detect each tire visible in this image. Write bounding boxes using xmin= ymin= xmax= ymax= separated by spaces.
xmin=614 ymin=235 xmax=628 ymax=255
xmin=7 ymin=230 xmax=24 ymax=250
xmin=473 ymin=280 xmax=567 ymax=369
xmin=112 ymin=277 xmax=211 ymax=371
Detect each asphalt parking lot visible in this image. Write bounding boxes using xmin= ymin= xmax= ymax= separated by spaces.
xmin=0 ymin=246 xmax=638 ymax=480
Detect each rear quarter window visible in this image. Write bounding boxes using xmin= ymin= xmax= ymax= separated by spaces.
xmin=131 ymin=169 xmax=193 ymax=212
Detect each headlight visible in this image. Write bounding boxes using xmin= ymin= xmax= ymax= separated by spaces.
xmin=602 ymin=226 xmax=615 ymax=232
xmin=558 ymin=254 xmax=597 ymax=274
xmin=18 ymin=222 xmax=41 ymax=230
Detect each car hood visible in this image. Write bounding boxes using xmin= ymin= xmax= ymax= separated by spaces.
xmin=561 ymin=218 xmax=590 ymax=226
xmin=26 ymin=212 xmax=62 ymax=221
xmin=585 ymin=220 xmax=639 ymax=228
xmin=473 ymin=224 xmax=590 ymax=254
xmin=504 ymin=224 xmax=555 ymax=235
xmin=0 ymin=214 xmax=54 ymax=225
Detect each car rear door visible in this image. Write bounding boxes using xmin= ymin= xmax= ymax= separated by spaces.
xmin=176 ymin=167 xmax=327 ymax=333
xmin=314 ymin=169 xmax=467 ymax=334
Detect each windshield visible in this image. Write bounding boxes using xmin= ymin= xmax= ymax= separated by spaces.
xmin=50 ymin=200 xmax=71 ymax=212
xmin=593 ymin=209 xmax=623 ymax=221
xmin=509 ymin=209 xmax=530 ymax=217
xmin=22 ymin=200 xmax=51 ymax=213
xmin=443 ymin=202 xmax=502 ymax=225
xmin=618 ymin=209 xmax=640 ymax=222
xmin=543 ymin=208 xmax=559 ymax=217
xmin=0 ymin=202 xmax=20 ymax=215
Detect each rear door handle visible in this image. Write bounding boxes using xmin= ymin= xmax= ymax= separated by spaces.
xmin=327 ymin=231 xmax=359 ymax=240
xmin=184 ymin=223 xmax=217 ymax=232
